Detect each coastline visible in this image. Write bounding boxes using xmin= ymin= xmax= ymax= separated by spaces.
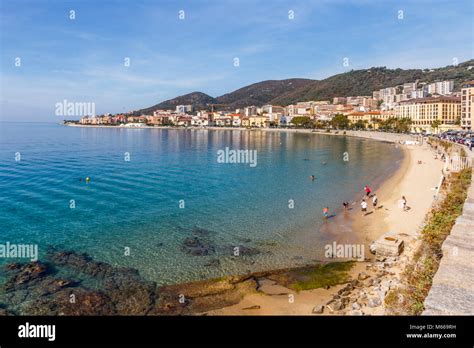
xmin=60 ymin=124 xmax=444 ymax=315
xmin=205 ymin=132 xmax=444 ymax=315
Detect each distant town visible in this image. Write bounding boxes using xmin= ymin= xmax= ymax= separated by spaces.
xmin=69 ymin=79 xmax=474 ymax=134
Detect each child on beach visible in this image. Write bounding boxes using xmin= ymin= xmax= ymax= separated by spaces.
xmin=361 ymin=200 xmax=368 ymax=212
xmin=372 ymin=194 xmax=378 ymax=208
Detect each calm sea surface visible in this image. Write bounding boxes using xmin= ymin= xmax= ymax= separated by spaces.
xmin=0 ymin=122 xmax=403 ymax=284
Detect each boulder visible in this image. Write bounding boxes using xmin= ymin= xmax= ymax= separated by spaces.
xmin=181 ymin=237 xmax=215 ymax=256
xmin=312 ymin=305 xmax=324 ymax=314
xmin=368 ymin=297 xmax=382 ymax=308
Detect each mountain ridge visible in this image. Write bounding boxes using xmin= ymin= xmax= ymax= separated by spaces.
xmin=135 ymin=59 xmax=474 ymax=114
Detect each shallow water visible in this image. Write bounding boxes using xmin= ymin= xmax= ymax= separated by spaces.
xmin=0 ymin=123 xmax=403 ymax=285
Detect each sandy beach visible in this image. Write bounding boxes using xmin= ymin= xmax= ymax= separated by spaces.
xmin=206 ymin=132 xmax=445 ymax=315
xmin=62 ymin=125 xmax=447 ymax=315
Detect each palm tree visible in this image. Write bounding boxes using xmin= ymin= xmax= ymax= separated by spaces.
xmin=431 ymin=119 xmax=442 ymax=134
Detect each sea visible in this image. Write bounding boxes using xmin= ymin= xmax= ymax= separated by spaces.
xmin=0 ymin=122 xmax=404 ymax=285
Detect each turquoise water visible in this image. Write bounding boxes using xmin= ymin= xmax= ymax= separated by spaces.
xmin=0 ymin=123 xmax=403 ymax=285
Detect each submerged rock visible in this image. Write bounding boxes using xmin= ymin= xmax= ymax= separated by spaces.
xmin=2 ymin=249 xmax=157 ymax=316
xmin=204 ymin=259 xmax=220 ymax=267
xmin=181 ymin=236 xmax=215 ymax=256
xmin=4 ymin=261 xmax=49 ymax=291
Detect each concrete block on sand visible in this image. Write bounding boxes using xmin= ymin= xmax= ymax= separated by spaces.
xmin=374 ymin=236 xmax=404 ymax=259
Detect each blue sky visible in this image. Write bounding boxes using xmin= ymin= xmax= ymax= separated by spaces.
xmin=1 ymin=0 xmax=473 ymax=121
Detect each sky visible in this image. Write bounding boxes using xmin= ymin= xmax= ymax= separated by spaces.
xmin=0 ymin=0 xmax=473 ymax=121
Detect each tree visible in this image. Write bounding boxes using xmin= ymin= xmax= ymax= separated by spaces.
xmin=431 ymin=119 xmax=441 ymax=133
xmin=353 ymin=120 xmax=366 ymax=130
xmin=291 ymin=116 xmax=312 ymax=128
xmin=331 ymin=114 xmax=350 ymax=129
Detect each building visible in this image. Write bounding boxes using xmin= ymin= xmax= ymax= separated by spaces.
xmin=244 ymin=106 xmax=258 ymax=117
xmin=347 ymin=111 xmax=386 ymax=129
xmin=402 ymin=82 xmax=418 ymax=95
xmin=346 ymin=96 xmax=378 ymax=109
xmin=395 ymin=96 xmax=461 ymax=133
xmin=248 ymin=115 xmax=268 ymax=127
xmin=425 ymin=81 xmax=454 ymax=95
xmin=410 ymin=89 xmax=428 ymax=99
xmin=261 ymin=105 xmax=285 ymax=123
xmin=176 ymin=105 xmax=193 ymax=113
xmin=461 ymin=80 xmax=474 ymax=130
xmin=333 ymin=97 xmax=347 ymax=105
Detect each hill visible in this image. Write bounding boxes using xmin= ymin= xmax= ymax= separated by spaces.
xmin=135 ymin=60 xmax=474 ymax=114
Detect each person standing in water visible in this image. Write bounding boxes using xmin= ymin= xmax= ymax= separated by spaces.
xmin=323 ymin=207 xmax=329 ymax=218
xmin=372 ymin=194 xmax=378 ymax=208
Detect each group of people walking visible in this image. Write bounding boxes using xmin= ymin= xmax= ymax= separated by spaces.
xmin=361 ymin=186 xmax=377 ymax=213
xmin=322 ymin=184 xmax=408 ymax=219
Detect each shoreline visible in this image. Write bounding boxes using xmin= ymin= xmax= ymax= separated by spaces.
xmin=58 ymin=125 xmax=442 ymax=315
xmin=205 ymin=133 xmax=444 ymax=315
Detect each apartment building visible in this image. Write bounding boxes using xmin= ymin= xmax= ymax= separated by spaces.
xmin=461 ymin=80 xmax=474 ymax=130
xmin=395 ymin=96 xmax=461 ymax=133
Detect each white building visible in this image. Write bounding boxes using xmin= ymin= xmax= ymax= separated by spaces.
xmin=176 ymin=105 xmax=193 ymax=113
xmin=244 ymin=106 xmax=257 ymax=117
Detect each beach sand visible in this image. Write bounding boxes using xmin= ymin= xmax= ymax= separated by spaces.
xmin=206 ymin=134 xmax=445 ymax=315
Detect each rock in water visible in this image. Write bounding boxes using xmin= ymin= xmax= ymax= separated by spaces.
xmin=181 ymin=236 xmax=215 ymax=256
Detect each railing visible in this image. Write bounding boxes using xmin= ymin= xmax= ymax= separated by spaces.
xmin=446 ymin=155 xmax=473 ymax=172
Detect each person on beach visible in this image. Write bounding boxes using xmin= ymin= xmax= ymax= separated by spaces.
xmin=323 ymin=207 xmax=329 ymax=219
xmin=372 ymin=194 xmax=378 ymax=208
xmin=342 ymin=201 xmax=349 ymax=210
xmin=361 ymin=200 xmax=368 ymax=212
xmin=402 ymin=196 xmax=407 ymax=211
xmin=364 ymin=185 xmax=371 ymax=197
